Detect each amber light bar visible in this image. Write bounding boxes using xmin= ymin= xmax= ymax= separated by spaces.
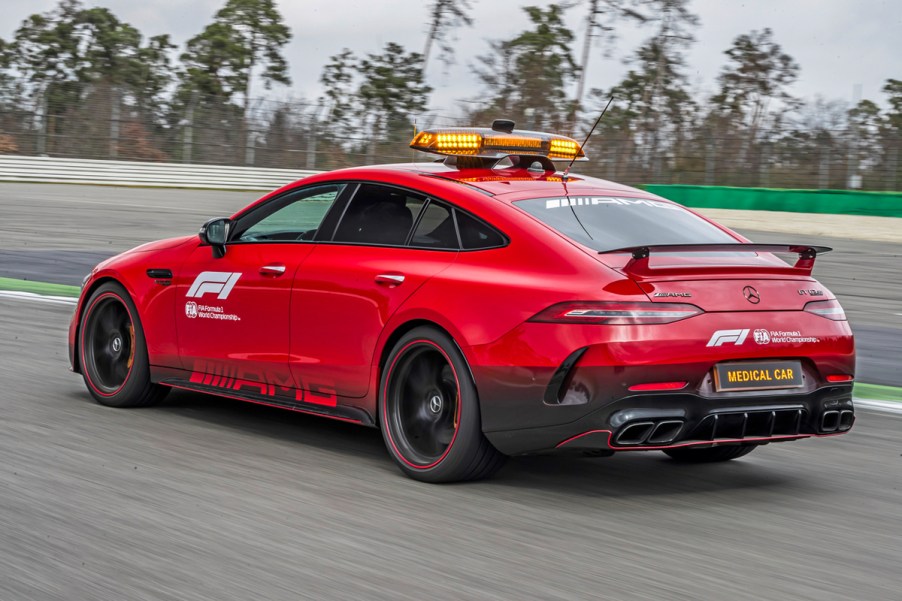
xmin=410 ymin=127 xmax=587 ymax=161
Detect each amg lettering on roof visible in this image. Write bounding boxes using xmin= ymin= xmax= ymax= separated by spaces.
xmin=544 ymin=197 xmax=679 ymax=210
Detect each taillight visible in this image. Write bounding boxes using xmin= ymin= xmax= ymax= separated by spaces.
xmin=804 ymin=299 xmax=846 ymax=321
xmin=528 ymin=301 xmax=703 ymax=325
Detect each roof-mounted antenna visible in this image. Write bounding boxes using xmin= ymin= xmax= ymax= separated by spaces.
xmin=562 ymin=95 xmax=614 ymax=181
xmin=491 ymin=119 xmax=516 ymax=134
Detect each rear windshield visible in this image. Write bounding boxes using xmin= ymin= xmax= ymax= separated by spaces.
xmin=514 ymin=196 xmax=736 ymax=251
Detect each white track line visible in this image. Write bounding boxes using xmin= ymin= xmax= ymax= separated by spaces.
xmin=0 ymin=290 xmax=77 ymax=305
xmin=855 ymin=399 xmax=902 ymax=414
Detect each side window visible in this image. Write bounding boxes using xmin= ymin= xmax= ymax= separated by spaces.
xmin=235 ymin=184 xmax=344 ymax=242
xmin=455 ymin=210 xmax=506 ymax=250
xmin=333 ymin=184 xmax=425 ymax=246
xmin=410 ymin=201 xmax=458 ymax=249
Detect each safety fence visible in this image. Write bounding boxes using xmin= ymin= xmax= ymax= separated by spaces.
xmin=644 ymin=185 xmax=902 ymax=219
xmin=0 ymin=155 xmax=313 ymax=190
xmin=2 ymin=155 xmax=901 ymax=217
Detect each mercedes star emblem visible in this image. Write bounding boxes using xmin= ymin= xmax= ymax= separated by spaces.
xmin=743 ymin=286 xmax=761 ymax=304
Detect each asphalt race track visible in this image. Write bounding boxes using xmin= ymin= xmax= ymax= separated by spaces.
xmin=2 ymin=183 xmax=901 ymax=600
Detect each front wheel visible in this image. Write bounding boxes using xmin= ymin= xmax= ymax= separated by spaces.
xmin=379 ymin=327 xmax=505 ymax=483
xmin=663 ymin=444 xmax=757 ymax=463
xmin=79 ymin=282 xmax=168 ymax=408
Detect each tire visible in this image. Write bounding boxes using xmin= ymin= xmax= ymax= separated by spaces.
xmin=379 ymin=326 xmax=505 ymax=483
xmin=663 ymin=444 xmax=757 ymax=463
xmin=79 ymin=282 xmax=168 ymax=408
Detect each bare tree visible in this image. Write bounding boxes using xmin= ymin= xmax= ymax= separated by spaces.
xmin=573 ymin=0 xmax=646 ymax=112
xmin=422 ymin=0 xmax=475 ymax=75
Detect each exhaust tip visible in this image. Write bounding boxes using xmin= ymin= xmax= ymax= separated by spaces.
xmin=615 ymin=421 xmax=655 ymax=445
xmin=820 ymin=410 xmax=840 ymax=433
xmin=838 ymin=410 xmax=854 ymax=431
xmin=647 ymin=420 xmax=684 ymax=445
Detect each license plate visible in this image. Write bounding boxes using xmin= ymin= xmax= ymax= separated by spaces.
xmin=714 ymin=361 xmax=804 ymax=392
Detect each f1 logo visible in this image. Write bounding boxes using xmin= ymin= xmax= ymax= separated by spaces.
xmin=706 ymin=329 xmax=750 ymax=347
xmin=187 ymin=271 xmax=242 ymax=299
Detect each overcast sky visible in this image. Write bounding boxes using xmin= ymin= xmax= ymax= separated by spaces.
xmin=3 ymin=0 xmax=900 ymax=120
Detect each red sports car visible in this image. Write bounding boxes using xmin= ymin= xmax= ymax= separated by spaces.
xmin=69 ymin=123 xmax=855 ymax=482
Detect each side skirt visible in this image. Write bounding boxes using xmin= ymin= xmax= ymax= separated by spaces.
xmin=153 ymin=367 xmax=374 ymax=426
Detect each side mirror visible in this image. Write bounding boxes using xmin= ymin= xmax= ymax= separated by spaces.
xmin=199 ymin=217 xmax=231 ymax=259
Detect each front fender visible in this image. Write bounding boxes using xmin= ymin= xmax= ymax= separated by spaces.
xmin=69 ymin=242 xmax=194 ymax=372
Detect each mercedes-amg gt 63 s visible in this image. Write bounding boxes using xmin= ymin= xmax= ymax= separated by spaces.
xmin=69 ymin=122 xmax=856 ymax=482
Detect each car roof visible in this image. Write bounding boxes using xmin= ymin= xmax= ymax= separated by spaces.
xmin=318 ymin=162 xmax=648 ymax=201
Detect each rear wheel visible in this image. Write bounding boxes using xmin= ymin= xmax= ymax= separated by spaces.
xmin=380 ymin=326 xmax=505 ymax=482
xmin=79 ymin=282 xmax=168 ymax=408
xmin=663 ymin=444 xmax=757 ymax=463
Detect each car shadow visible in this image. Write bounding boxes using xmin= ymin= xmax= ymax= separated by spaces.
xmin=157 ymin=388 xmax=389 ymax=458
xmin=138 ymin=389 xmax=814 ymax=498
xmin=489 ymin=452 xmax=805 ymax=500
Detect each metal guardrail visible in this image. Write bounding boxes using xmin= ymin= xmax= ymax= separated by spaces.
xmin=0 ymin=155 xmax=316 ymax=190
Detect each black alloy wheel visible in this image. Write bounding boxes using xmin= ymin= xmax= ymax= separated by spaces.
xmin=80 ymin=282 xmax=168 ymax=408
xmin=380 ymin=326 xmax=505 ymax=482
xmin=386 ymin=344 xmax=460 ymax=465
xmin=83 ymin=295 xmax=135 ymax=394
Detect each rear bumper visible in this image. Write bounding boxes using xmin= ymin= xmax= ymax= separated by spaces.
xmin=483 ymin=384 xmax=854 ymax=455
xmin=469 ymin=312 xmax=854 ymax=454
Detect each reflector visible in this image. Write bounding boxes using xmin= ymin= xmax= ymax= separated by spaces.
xmin=826 ymin=374 xmax=854 ymax=382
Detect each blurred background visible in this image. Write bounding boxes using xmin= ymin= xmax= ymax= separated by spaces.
xmin=0 ymin=0 xmax=899 ymax=189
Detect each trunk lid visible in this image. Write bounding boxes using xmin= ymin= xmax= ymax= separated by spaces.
xmin=597 ymin=244 xmax=833 ymax=312
xmin=637 ymin=278 xmax=829 ymax=312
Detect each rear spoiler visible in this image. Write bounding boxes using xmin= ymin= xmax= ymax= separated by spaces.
xmin=599 ymin=244 xmax=833 ymax=278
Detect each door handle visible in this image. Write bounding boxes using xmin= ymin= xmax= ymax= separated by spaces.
xmin=375 ymin=273 xmax=405 ymax=286
xmin=260 ymin=264 xmax=287 ymax=276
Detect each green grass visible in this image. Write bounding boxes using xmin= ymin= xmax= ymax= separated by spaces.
xmin=0 ymin=276 xmax=80 ymax=297
xmin=854 ymin=382 xmax=902 ymax=402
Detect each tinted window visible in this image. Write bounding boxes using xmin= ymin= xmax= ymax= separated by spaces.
xmin=455 ymin=210 xmax=506 ymax=250
xmin=411 ymin=201 xmax=458 ymax=249
xmin=514 ymin=196 xmax=735 ymax=251
xmin=235 ymin=184 xmax=344 ymax=242
xmin=333 ymin=184 xmax=425 ymax=246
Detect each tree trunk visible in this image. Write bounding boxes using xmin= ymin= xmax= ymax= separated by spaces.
xmin=422 ymin=1 xmax=443 ymax=75
xmin=183 ymin=92 xmax=197 ymax=164
xmin=705 ymin=138 xmax=715 ymax=185
xmin=306 ymin=108 xmax=318 ymax=170
xmin=109 ymin=86 xmax=120 ymax=160
xmin=886 ymin=144 xmax=898 ymax=191
xmin=36 ymin=88 xmax=47 ymax=156
xmin=818 ymin=146 xmax=830 ymax=189
xmin=242 ymin=38 xmax=257 ymax=166
xmin=573 ymin=0 xmax=599 ymax=124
